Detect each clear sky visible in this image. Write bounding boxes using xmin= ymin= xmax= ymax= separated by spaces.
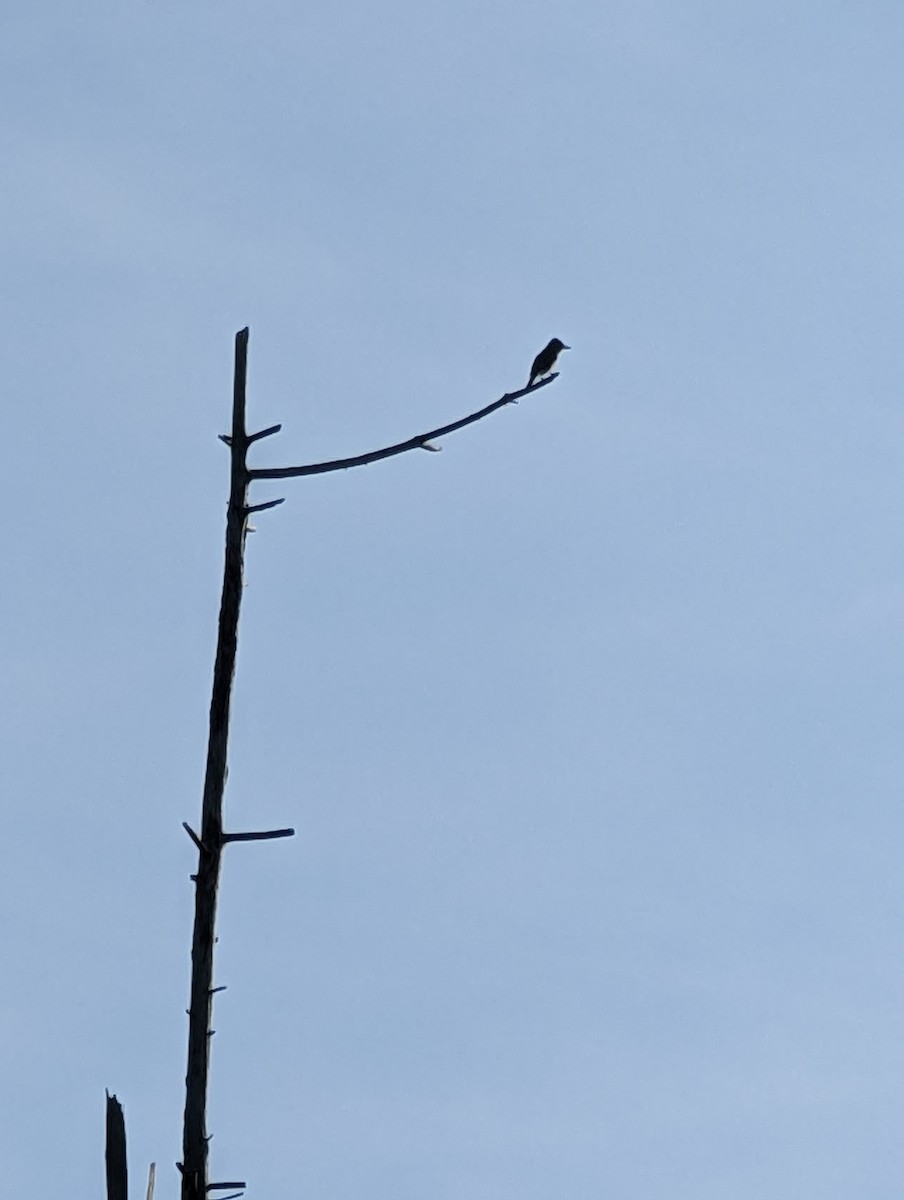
xmin=3 ymin=2 xmax=903 ymax=1197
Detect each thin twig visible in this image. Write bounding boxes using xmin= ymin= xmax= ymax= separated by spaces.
xmin=182 ymin=823 xmax=207 ymax=854
xmin=247 ymin=423 xmax=282 ymax=444
xmin=248 ymin=374 xmax=558 ymax=480
xmin=244 ymin=498 xmax=285 ymax=514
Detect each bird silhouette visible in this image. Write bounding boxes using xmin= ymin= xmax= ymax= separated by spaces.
xmin=528 ymin=338 xmax=570 ymax=386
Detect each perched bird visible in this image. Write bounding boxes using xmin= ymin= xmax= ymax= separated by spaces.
xmin=528 ymin=337 xmax=570 ymax=386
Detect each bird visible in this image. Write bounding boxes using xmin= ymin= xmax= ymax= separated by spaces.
xmin=528 ymin=338 xmax=570 ymax=386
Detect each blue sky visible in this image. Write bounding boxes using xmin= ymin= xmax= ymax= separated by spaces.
xmin=3 ymin=2 xmax=903 ymax=1197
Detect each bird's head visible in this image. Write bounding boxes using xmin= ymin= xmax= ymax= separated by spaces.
xmin=551 ymin=338 xmax=570 ymax=351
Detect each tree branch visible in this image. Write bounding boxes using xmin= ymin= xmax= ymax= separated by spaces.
xmin=182 ymin=822 xmax=207 ymax=854
xmin=247 ymin=423 xmax=282 ymax=444
xmin=248 ymin=373 xmax=558 ymax=480
xmin=222 ymin=827 xmax=296 ymax=843
xmin=244 ymin=498 xmax=285 ymax=514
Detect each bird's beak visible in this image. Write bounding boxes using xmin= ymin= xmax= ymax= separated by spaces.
xmin=562 ymin=344 xmax=571 ymax=350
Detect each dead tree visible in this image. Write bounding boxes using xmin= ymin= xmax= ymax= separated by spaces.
xmin=112 ymin=326 xmax=561 ymax=1200
xmin=105 ymin=1092 xmax=127 ymax=1200
xmin=105 ymin=1092 xmax=156 ymax=1200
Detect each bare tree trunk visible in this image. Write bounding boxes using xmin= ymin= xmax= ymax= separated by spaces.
xmin=105 ymin=1090 xmax=128 ymax=1200
xmin=180 ymin=329 xmax=250 ymax=1200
